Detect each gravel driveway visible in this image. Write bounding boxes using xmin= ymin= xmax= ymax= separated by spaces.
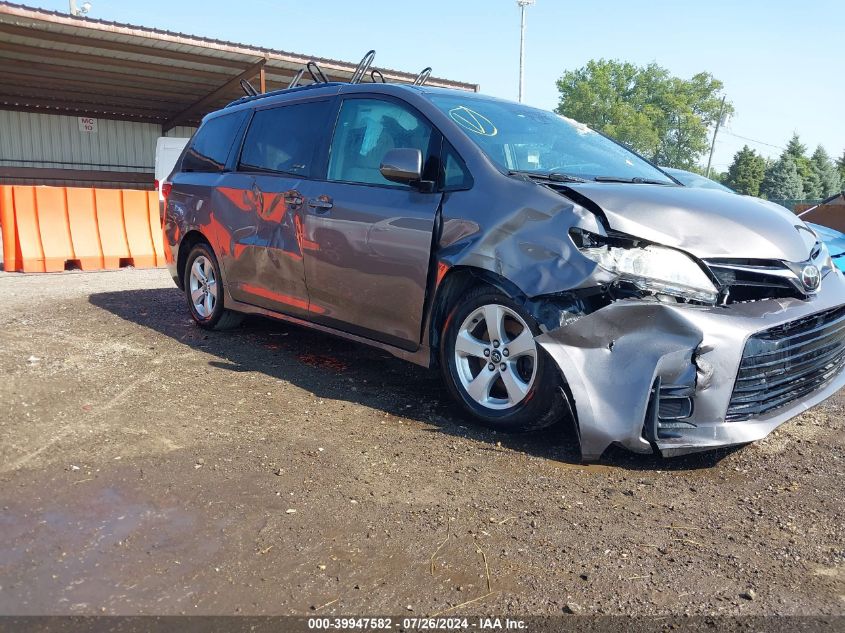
xmin=0 ymin=269 xmax=843 ymax=616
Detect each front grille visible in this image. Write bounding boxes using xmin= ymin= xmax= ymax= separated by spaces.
xmin=726 ymin=305 xmax=845 ymax=420
xmin=706 ymin=259 xmax=805 ymax=303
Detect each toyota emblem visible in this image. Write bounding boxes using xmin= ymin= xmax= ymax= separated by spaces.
xmin=801 ymin=264 xmax=821 ymax=291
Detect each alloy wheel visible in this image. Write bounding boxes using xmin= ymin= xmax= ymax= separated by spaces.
xmin=188 ymin=255 xmax=218 ymax=318
xmin=453 ymin=303 xmax=538 ymax=410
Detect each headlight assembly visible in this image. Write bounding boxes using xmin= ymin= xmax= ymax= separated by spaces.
xmin=574 ymin=231 xmax=718 ymax=304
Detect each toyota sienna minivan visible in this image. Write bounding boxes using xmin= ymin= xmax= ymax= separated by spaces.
xmin=162 ymin=80 xmax=845 ymax=461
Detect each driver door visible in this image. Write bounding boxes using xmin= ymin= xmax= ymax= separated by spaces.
xmin=302 ymin=96 xmax=443 ymax=349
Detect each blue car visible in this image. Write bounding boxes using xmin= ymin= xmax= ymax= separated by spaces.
xmin=806 ymin=222 xmax=845 ymax=271
xmin=662 ymin=167 xmax=845 ymax=271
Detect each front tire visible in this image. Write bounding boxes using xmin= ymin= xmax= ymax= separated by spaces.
xmin=183 ymin=243 xmax=243 ymax=330
xmin=439 ymin=286 xmax=565 ymax=432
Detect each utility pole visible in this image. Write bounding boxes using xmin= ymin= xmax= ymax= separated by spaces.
xmin=706 ymin=95 xmax=727 ymax=178
xmin=517 ymin=0 xmax=535 ymax=103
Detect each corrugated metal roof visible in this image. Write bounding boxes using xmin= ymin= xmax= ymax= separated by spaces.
xmin=0 ymin=2 xmax=478 ymax=129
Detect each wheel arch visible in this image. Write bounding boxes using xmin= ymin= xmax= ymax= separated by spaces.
xmin=428 ymin=264 xmax=582 ymax=448
xmin=427 ymin=265 xmax=527 ymax=362
xmin=176 ymin=230 xmax=213 ymax=290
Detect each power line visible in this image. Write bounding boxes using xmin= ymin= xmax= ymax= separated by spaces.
xmin=721 ymin=130 xmax=785 ymax=151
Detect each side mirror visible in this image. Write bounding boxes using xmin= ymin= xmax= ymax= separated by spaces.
xmin=380 ymin=148 xmax=423 ymax=185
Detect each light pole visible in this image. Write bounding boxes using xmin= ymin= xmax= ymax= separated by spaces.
xmin=517 ymin=0 xmax=535 ymax=103
xmin=68 ymin=1 xmax=92 ymax=16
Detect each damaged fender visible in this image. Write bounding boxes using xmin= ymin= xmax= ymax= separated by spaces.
xmin=435 ymin=179 xmax=614 ymax=299
xmin=537 ymin=272 xmax=845 ymax=461
xmin=537 ymin=301 xmax=703 ymax=460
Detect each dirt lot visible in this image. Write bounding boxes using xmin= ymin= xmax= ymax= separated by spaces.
xmin=0 ymin=268 xmax=843 ymax=617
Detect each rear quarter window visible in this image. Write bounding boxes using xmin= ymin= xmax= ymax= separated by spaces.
xmin=181 ymin=111 xmax=247 ymax=173
xmin=238 ymin=100 xmax=332 ymax=178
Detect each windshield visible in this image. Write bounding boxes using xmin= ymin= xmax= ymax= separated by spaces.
xmin=661 ymin=167 xmax=735 ymax=193
xmin=429 ymin=94 xmax=674 ymax=184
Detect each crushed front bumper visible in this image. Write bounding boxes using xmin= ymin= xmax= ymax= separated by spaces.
xmin=537 ymin=270 xmax=845 ymax=460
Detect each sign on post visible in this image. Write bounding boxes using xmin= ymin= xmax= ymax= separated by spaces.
xmin=78 ymin=117 xmax=98 ymax=133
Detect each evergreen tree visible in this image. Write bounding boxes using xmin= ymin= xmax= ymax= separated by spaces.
xmin=709 ymin=170 xmax=727 ymax=184
xmin=784 ymin=133 xmax=821 ymax=198
xmin=761 ymin=155 xmax=804 ymax=200
xmin=837 ymin=150 xmax=845 ymax=191
xmin=724 ymin=145 xmax=766 ymax=196
xmin=810 ymin=146 xmax=842 ymax=198
xmin=784 ymin=134 xmax=807 ymax=161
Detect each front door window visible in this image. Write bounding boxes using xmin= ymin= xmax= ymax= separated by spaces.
xmin=327 ymin=98 xmax=435 ymax=187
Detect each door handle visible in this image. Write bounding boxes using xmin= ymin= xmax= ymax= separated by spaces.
xmin=308 ymin=198 xmax=333 ymax=212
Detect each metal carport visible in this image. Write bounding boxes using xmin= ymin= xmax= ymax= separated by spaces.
xmin=0 ymin=2 xmax=478 ymax=189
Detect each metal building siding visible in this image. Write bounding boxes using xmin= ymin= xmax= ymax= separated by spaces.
xmin=0 ymin=111 xmax=196 ymax=173
xmin=166 ymin=126 xmax=197 ymax=139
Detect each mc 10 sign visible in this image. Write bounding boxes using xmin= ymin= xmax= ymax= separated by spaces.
xmin=78 ymin=117 xmax=98 ymax=133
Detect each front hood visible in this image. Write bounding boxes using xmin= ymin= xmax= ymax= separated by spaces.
xmin=564 ymin=183 xmax=816 ymax=262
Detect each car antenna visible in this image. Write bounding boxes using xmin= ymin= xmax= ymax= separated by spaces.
xmin=287 ymin=68 xmax=305 ymax=89
xmin=306 ymin=61 xmax=330 ymax=84
xmin=349 ymin=50 xmax=376 ymax=84
xmin=412 ymin=67 xmax=432 ymax=86
xmin=239 ymin=79 xmax=258 ymax=96
xmin=370 ymin=69 xmax=386 ymax=84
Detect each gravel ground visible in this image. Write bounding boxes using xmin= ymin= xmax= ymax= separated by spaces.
xmin=0 ymin=268 xmax=843 ymax=617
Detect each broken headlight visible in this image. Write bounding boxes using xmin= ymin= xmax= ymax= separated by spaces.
xmin=574 ymin=231 xmax=718 ymax=304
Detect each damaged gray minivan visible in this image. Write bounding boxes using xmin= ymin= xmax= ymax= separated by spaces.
xmin=164 ymin=79 xmax=845 ymax=461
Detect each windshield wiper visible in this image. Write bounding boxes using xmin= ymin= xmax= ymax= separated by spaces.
xmin=508 ymin=170 xmax=588 ymax=183
xmin=594 ymin=176 xmax=674 ymax=185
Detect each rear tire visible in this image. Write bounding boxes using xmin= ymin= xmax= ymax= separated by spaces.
xmin=439 ymin=285 xmax=565 ymax=432
xmin=183 ymin=243 xmax=243 ymax=330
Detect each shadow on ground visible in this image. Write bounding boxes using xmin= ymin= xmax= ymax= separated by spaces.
xmin=89 ymin=287 xmax=739 ymax=471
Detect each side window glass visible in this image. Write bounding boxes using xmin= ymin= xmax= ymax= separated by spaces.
xmin=239 ymin=100 xmax=331 ymax=178
xmin=181 ymin=111 xmax=246 ymax=173
xmin=441 ymin=141 xmax=472 ymax=190
xmin=328 ymin=98 xmax=434 ymax=186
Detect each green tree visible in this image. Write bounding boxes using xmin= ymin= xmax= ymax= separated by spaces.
xmin=837 ymin=150 xmax=845 ymax=191
xmin=709 ymin=170 xmax=727 ymax=184
xmin=724 ymin=145 xmax=766 ymax=196
xmin=761 ymin=155 xmax=804 ymax=200
xmin=810 ymin=146 xmax=842 ymax=198
xmin=784 ymin=134 xmax=807 ymax=160
xmin=555 ymin=59 xmax=732 ymax=169
xmin=784 ymin=134 xmax=821 ymax=199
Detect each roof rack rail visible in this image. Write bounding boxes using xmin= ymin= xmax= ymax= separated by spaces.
xmin=412 ymin=67 xmax=432 ymax=86
xmin=350 ymin=50 xmax=376 ymax=84
xmin=225 ymin=50 xmax=438 ymax=109
xmin=288 ymin=68 xmax=305 ymax=89
xmin=307 ymin=61 xmax=330 ymax=84
xmin=240 ymin=79 xmax=259 ymax=96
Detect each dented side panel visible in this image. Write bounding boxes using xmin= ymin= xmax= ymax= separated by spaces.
xmin=436 ymin=180 xmax=609 ymax=298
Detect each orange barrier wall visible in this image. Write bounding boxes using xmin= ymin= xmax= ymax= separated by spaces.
xmin=0 ymin=185 xmax=166 ymax=273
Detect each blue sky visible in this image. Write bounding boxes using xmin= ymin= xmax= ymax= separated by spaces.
xmin=34 ymin=0 xmax=845 ymax=171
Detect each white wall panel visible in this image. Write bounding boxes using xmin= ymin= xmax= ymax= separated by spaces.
xmin=0 ymin=111 xmax=196 ymax=173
